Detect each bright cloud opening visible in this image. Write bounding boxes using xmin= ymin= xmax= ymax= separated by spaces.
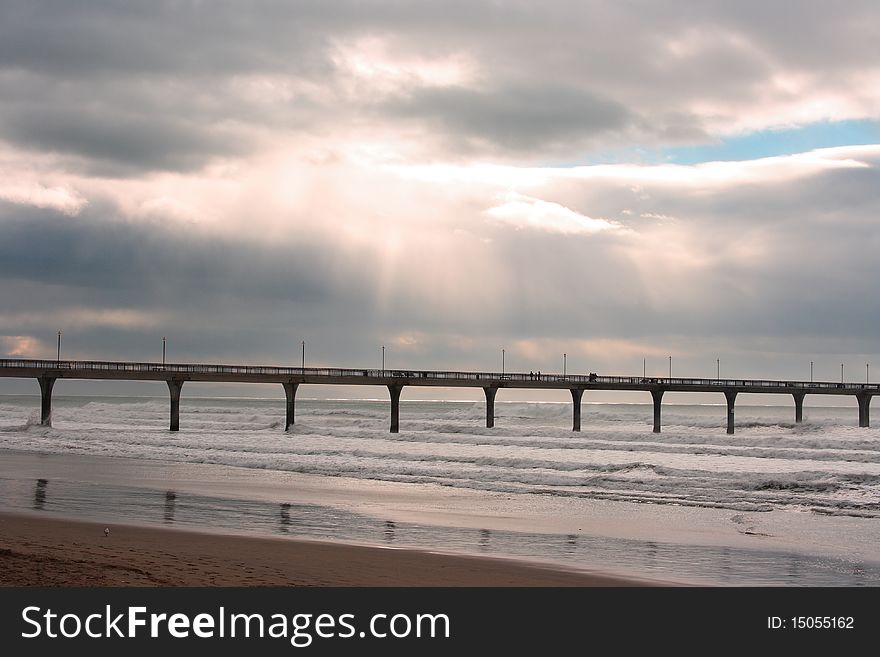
xmin=485 ymin=193 xmax=624 ymax=235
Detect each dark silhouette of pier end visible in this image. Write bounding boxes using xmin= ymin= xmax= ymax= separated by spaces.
xmin=2 ymin=358 xmax=875 ymax=434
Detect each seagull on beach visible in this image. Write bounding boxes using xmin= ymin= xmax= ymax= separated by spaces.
xmin=104 ymin=528 xmax=110 ymax=537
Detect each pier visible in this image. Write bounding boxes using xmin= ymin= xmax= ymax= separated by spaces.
xmin=1 ymin=358 xmax=876 ymax=433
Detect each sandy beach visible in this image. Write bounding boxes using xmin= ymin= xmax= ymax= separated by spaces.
xmin=0 ymin=512 xmax=649 ymax=587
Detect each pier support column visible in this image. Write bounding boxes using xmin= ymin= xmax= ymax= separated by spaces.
xmin=725 ymin=391 xmax=737 ymax=435
xmin=282 ymin=382 xmax=299 ymax=431
xmin=37 ymin=376 xmax=56 ymax=426
xmin=651 ymin=389 xmax=664 ymax=433
xmin=167 ymin=379 xmax=184 ymax=432
xmin=793 ymin=392 xmax=805 ymax=423
xmin=570 ymin=389 xmax=584 ymax=432
xmin=388 ymin=384 xmax=403 ymax=433
xmin=484 ymin=386 xmax=498 ymax=428
xmin=857 ymin=393 xmax=871 ymax=428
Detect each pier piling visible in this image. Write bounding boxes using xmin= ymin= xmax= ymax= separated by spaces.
xmin=167 ymin=379 xmax=184 ymax=432
xmin=484 ymin=386 xmax=498 ymax=428
xmin=570 ymin=388 xmax=584 ymax=432
xmin=388 ymin=384 xmax=402 ymax=433
xmin=283 ymin=382 xmax=299 ymax=431
xmin=857 ymin=393 xmax=871 ymax=428
xmin=725 ymin=391 xmax=737 ymax=434
xmin=651 ymin=389 xmax=664 ymax=433
xmin=37 ymin=376 xmax=56 ymax=426
xmin=793 ymin=392 xmax=805 ymax=423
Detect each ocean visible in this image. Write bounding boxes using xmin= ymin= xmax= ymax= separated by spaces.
xmin=1 ymin=394 xmax=879 ymax=585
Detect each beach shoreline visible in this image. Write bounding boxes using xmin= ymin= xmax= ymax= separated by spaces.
xmin=0 ymin=511 xmax=659 ymax=587
xmin=2 ymin=396 xmax=879 ymax=587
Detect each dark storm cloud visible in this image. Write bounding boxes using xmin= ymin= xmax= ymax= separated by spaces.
xmin=385 ymin=82 xmax=630 ymax=154
xmin=0 ymin=105 xmax=248 ymax=174
xmin=0 ymin=201 xmax=355 ymax=308
xmin=2 ymin=1 xmax=878 ymax=173
xmin=714 ymin=0 xmax=880 ymax=70
xmin=0 ymin=0 xmax=341 ymax=173
xmin=0 ymin=0 xmax=336 ymax=78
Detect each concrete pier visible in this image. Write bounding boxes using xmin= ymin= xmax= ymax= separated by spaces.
xmin=388 ymin=384 xmax=402 ymax=433
xmin=484 ymin=386 xmax=498 ymax=428
xmin=167 ymin=379 xmax=184 ymax=432
xmin=282 ymin=382 xmax=299 ymax=431
xmin=3 ymin=358 xmax=879 ymax=436
xmin=793 ymin=392 xmax=805 ymax=423
xmin=725 ymin=391 xmax=737 ymax=434
xmin=651 ymin=389 xmax=663 ymax=433
xmin=570 ymin=388 xmax=584 ymax=432
xmin=857 ymin=393 xmax=872 ymax=428
xmin=38 ymin=376 xmax=55 ymax=426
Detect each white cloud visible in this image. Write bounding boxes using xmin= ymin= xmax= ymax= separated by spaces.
xmin=331 ymin=37 xmax=476 ymax=93
xmin=0 ymin=179 xmax=86 ymax=215
xmin=485 ymin=192 xmax=624 ymax=235
xmin=0 ymin=309 xmax=165 ymax=332
xmin=390 ymin=145 xmax=878 ymax=190
xmin=0 ymin=335 xmax=44 ymax=357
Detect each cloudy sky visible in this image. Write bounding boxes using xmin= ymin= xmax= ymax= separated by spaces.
xmin=2 ymin=1 xmax=879 ymax=398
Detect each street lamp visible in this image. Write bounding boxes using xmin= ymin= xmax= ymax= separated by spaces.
xmin=57 ymin=330 xmax=62 ymax=362
xmin=716 ymin=358 xmax=720 ymax=379
xmin=668 ymin=355 xmax=672 ymax=379
xmin=810 ymin=361 xmax=813 ymax=382
xmin=563 ymin=353 xmax=567 ymax=377
xmin=867 ymin=363 xmax=870 ymax=384
xmin=502 ymin=348 xmax=505 ymax=375
xmin=301 ymin=340 xmax=305 ymax=372
xmin=643 ymin=358 xmax=646 ymax=378
xmin=162 ymin=336 xmax=166 ymax=365
xmin=382 ymin=345 xmax=385 ymax=374
xmin=841 ymin=363 xmax=844 ymax=383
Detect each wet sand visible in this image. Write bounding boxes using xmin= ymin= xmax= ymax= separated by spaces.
xmin=0 ymin=512 xmax=651 ymax=586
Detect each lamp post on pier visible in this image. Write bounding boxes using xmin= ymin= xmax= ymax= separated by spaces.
xmin=57 ymin=331 xmax=62 ymax=362
xmin=162 ymin=336 xmax=166 ymax=365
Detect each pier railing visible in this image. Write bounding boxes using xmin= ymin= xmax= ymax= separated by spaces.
xmin=1 ymin=358 xmax=878 ymax=391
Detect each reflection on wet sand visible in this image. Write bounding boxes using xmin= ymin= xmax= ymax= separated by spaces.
xmin=2 ymin=465 xmax=875 ymax=586
xmin=384 ymin=520 xmax=395 ymax=544
xmin=479 ymin=528 xmax=491 ymax=551
xmin=33 ymin=478 xmax=48 ymax=510
xmin=163 ymin=491 xmax=177 ymax=523
xmin=721 ymin=546 xmax=731 ymax=583
xmin=279 ymin=503 xmax=291 ymax=534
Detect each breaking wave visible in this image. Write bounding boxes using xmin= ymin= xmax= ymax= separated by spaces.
xmin=1 ymin=397 xmax=879 ymax=517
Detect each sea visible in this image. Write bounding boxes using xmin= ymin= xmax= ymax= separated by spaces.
xmin=1 ymin=394 xmax=879 ymax=586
